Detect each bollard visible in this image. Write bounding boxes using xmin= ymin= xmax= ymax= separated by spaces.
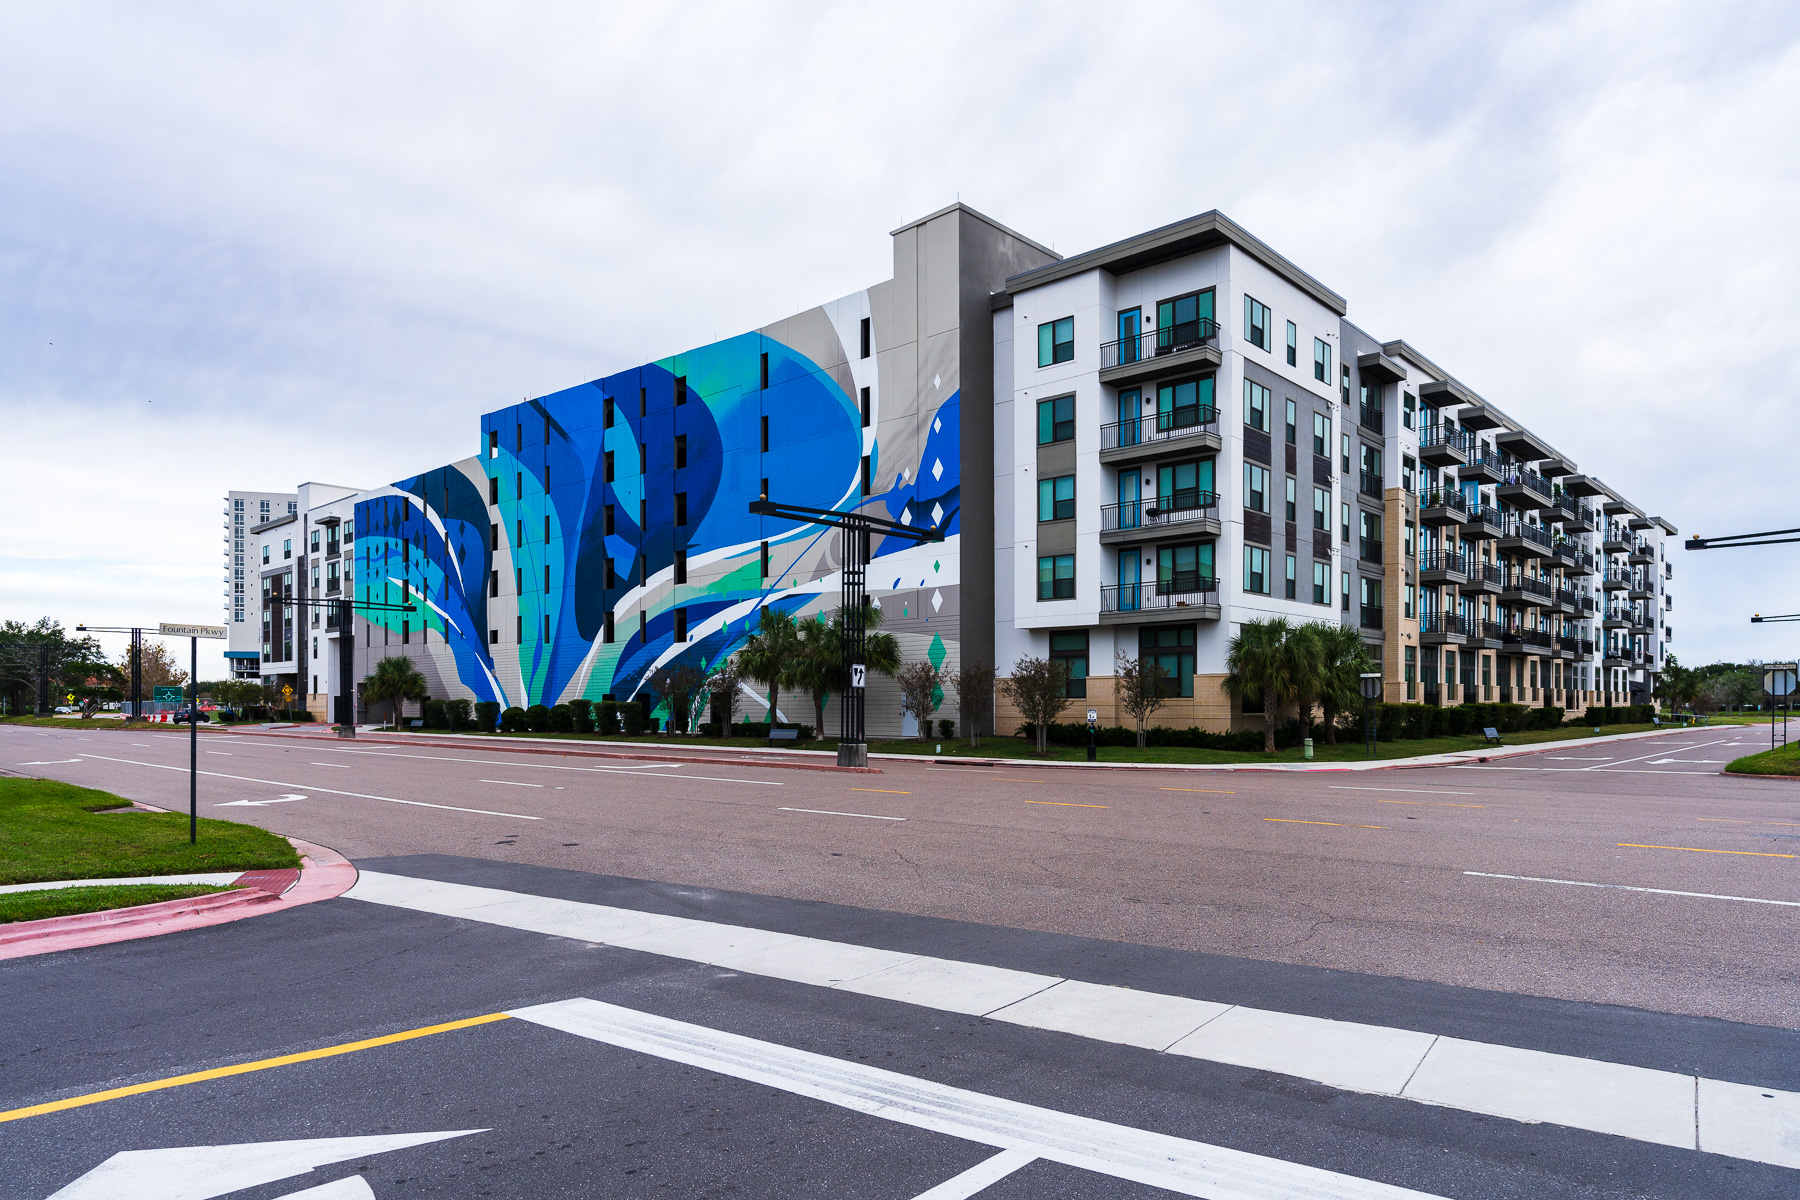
xmin=1304 ymin=737 xmax=1313 ymax=760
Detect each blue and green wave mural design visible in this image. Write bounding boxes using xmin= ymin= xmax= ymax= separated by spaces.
xmin=355 ymin=328 xmax=960 ymax=713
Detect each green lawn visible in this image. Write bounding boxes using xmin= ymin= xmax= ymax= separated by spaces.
xmin=384 ymin=721 xmax=1676 ymax=764
xmin=0 ymin=778 xmax=300 ymax=885
xmin=1725 ymin=740 xmax=1800 ymax=776
xmin=0 ymin=882 xmax=239 ymax=924
xmin=0 ymin=715 xmax=167 ymax=729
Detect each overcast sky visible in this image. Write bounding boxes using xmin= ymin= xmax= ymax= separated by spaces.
xmin=3 ymin=1 xmax=1797 ymax=680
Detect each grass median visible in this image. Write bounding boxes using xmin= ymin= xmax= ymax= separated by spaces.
xmin=0 ymin=882 xmax=240 ymax=924
xmin=1725 ymin=740 xmax=1800 ymax=776
xmin=0 ymin=777 xmax=299 ymax=886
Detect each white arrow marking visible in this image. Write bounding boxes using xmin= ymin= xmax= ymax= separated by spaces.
xmin=214 ymin=794 xmax=307 ymax=808
xmin=48 ymin=1130 xmax=484 ymax=1199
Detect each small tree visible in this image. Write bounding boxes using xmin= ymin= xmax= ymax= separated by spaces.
xmin=737 ymin=607 xmax=802 ymax=726
xmin=950 ymin=659 xmax=996 ymax=746
xmin=706 ymin=656 xmax=742 ymax=730
xmin=893 ymin=660 xmax=943 ymax=740
xmin=1224 ymin=618 xmax=1297 ymax=753
xmin=1114 ymin=651 xmax=1170 ymax=748
xmin=1314 ymin=623 xmax=1373 ymax=745
xmin=362 ymin=656 xmax=427 ymax=728
xmin=1287 ymin=623 xmax=1327 ymax=741
xmin=653 ymin=662 xmax=709 ymax=733
xmin=998 ymin=655 xmax=1072 ymax=756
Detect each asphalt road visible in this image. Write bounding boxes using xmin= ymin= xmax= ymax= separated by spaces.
xmin=3 ymin=722 xmax=1795 ymax=1028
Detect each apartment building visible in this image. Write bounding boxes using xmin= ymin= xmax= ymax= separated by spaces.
xmin=992 ymin=211 xmax=1673 ymax=731
xmin=252 ymin=482 xmax=362 ymax=713
xmin=224 ymin=490 xmax=296 ymax=680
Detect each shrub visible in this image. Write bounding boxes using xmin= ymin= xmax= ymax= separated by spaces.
xmin=474 ymin=701 xmax=500 ymax=731
xmin=422 ymin=699 xmax=448 ymax=729
xmin=445 ymin=698 xmax=472 ymax=731
xmin=500 ymin=706 xmax=527 ymax=732
xmin=620 ymin=702 xmax=646 ymax=736
xmin=937 ymin=719 xmax=956 ymax=740
xmin=568 ymin=698 xmax=594 ymax=733
xmin=548 ymin=703 xmax=575 ymax=733
xmin=524 ymin=704 xmax=552 ymax=732
xmin=596 ymin=700 xmax=620 ymax=735
xmin=697 ymin=722 xmax=721 ymax=737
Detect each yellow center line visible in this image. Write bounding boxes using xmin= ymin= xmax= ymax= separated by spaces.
xmin=1619 ymin=843 xmax=1797 ymax=859
xmin=1024 ymin=800 xmax=1108 ymax=808
xmin=1265 ymin=818 xmax=1383 ymax=829
xmin=1159 ymin=788 xmax=1236 ymax=793
xmin=0 ymin=1012 xmax=512 ymax=1124
xmin=851 ymin=788 xmax=911 ymax=794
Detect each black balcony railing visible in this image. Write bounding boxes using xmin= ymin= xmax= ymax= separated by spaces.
xmin=1421 ymin=610 xmax=1473 ymax=636
xmin=1100 ymin=318 xmax=1220 ymax=369
xmin=1421 ymin=549 xmax=1468 ymax=575
xmin=1361 ymin=604 xmax=1384 ymax=629
xmin=1503 ymin=573 xmax=1553 ymax=599
xmin=1359 ymin=470 xmax=1384 ymax=498
xmin=1359 ymin=536 xmax=1384 ymax=564
xmin=1554 ymin=588 xmax=1578 ymax=608
xmin=1498 ymin=467 xmax=1552 ymax=500
xmin=1420 ymin=425 xmax=1472 ymax=456
xmin=1473 ymin=562 xmax=1505 ymax=588
xmin=1465 ymin=504 xmax=1501 ymax=527
xmin=1419 ymin=488 xmax=1467 ymax=514
xmin=1502 ymin=519 xmax=1552 ymax=548
xmin=1478 ymin=620 xmax=1505 ymax=642
xmin=1100 ymin=490 xmax=1219 ymax=533
xmin=1359 ymin=405 xmax=1384 ymax=434
xmin=1101 ymin=404 xmax=1219 ymax=450
xmin=1101 ymin=577 xmax=1220 ymax=614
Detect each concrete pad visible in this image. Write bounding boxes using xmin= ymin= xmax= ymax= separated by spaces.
xmin=834 ymin=955 xmax=1062 ymax=1016
xmin=1698 ymin=1077 xmax=1800 ymax=1169
xmin=987 ymin=980 xmax=1232 ymax=1051
xmin=711 ymin=937 xmax=922 ymax=986
xmin=1402 ymin=1037 xmax=1696 ymax=1148
xmin=1165 ymin=1007 xmax=1437 ymax=1096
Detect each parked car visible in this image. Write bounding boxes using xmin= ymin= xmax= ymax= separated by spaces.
xmin=54 ymin=706 xmax=75 ymax=714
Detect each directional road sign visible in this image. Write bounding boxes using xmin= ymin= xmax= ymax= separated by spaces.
xmin=1764 ymin=663 xmax=1798 ymax=697
xmin=153 ymin=686 xmax=184 ymax=703
xmin=159 ymin=622 xmax=228 ymax=639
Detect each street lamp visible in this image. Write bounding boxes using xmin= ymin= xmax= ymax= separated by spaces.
xmin=1359 ymin=672 xmax=1383 ymax=758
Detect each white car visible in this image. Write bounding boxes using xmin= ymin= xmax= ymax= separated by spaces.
xmin=54 ymin=706 xmax=75 ymax=714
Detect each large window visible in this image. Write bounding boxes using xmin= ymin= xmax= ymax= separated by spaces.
xmin=1244 ymin=463 xmax=1269 ymax=513
xmin=1050 ymin=631 xmax=1088 ymax=698
xmin=1140 ymin=626 xmax=1196 ymax=697
xmin=1285 ymin=321 xmax=1298 ymax=366
xmin=1157 ymin=542 xmax=1214 ymax=593
xmin=1037 ymin=395 xmax=1075 ymax=444
xmin=1037 ymin=474 xmax=1075 ymax=521
xmin=1244 ymin=295 xmax=1270 ymax=351
xmin=1037 ymin=554 xmax=1075 ymax=600
xmin=1156 ymin=290 xmax=1214 ymax=351
xmin=1156 ymin=377 xmax=1214 ymax=432
xmin=1243 ymin=379 xmax=1270 ymax=431
xmin=1312 ymin=411 xmax=1330 ymax=457
xmin=1037 ymin=316 xmax=1074 ymax=366
xmin=1313 ymin=561 xmax=1328 ymax=604
xmin=1244 ymin=545 xmax=1270 ymax=594
xmin=1157 ymin=459 xmax=1214 ymax=511
xmin=1313 ymin=338 xmax=1331 ymax=382
xmin=1313 ymin=486 xmax=1329 ymax=530
xmin=1285 ymin=553 xmax=1297 ymax=599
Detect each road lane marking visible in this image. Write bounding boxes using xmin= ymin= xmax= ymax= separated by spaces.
xmin=285 ymin=746 xmax=775 ymax=787
xmin=0 ymin=1013 xmax=511 ymax=1124
xmin=479 ymin=779 xmax=544 ymax=787
xmin=1158 ymin=788 xmax=1236 ymax=793
xmin=1619 ymin=843 xmax=1796 ymax=859
xmin=996 ymin=777 xmax=1046 ymax=783
xmin=72 ymin=754 xmax=544 ymax=820
xmin=1330 ymin=786 xmax=1476 ymax=796
xmin=851 ymin=788 xmax=912 ymax=794
xmin=779 ymin=807 xmax=905 ymax=821
xmin=1575 ymin=735 xmax=1740 ymax=771
xmin=15 ymin=759 xmax=81 ymax=765
xmin=909 ymin=1148 xmax=1038 ymax=1199
xmin=308 ymin=762 xmax=351 ymax=768
xmin=1697 ymin=818 xmax=1751 ymax=823
xmin=1024 ymin=800 xmax=1107 ymax=808
xmin=1264 ymin=818 xmax=1383 ymax=829
xmin=1465 ymin=872 xmax=1800 ymax=908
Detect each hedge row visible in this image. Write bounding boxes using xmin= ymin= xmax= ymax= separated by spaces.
xmin=495 ymin=698 xmax=659 ymax=735
xmin=1581 ymin=704 xmax=1655 ymax=726
xmin=697 ymin=722 xmax=818 ymax=739
xmin=1022 ymin=701 xmax=1569 ymax=751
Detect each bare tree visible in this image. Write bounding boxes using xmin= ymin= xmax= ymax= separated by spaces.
xmin=1114 ymin=650 xmax=1169 ymax=748
xmin=653 ymin=662 xmax=709 ymax=733
xmin=998 ymin=656 xmax=1071 ymax=756
xmin=706 ymin=656 xmax=742 ymax=730
xmin=893 ymin=660 xmax=943 ymax=740
xmin=950 ymin=659 xmax=996 ymax=746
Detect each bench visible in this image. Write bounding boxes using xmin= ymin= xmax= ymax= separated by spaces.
xmin=1482 ymin=727 xmax=1503 ymax=746
xmin=768 ymin=727 xmax=799 ymax=746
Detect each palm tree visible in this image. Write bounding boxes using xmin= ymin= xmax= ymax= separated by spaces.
xmin=1314 ymin=623 xmax=1374 ymax=744
xmin=1223 ymin=618 xmax=1296 ymax=753
xmin=736 ymin=607 xmax=802 ymax=726
xmin=791 ymin=604 xmax=900 ymax=738
xmin=1287 ymin=623 xmax=1327 ymax=742
xmin=362 ymin=655 xmax=427 ymax=728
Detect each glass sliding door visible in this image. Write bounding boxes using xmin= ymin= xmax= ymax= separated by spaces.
xmin=1155 ymin=377 xmax=1214 ymax=433
xmin=1116 ymin=387 xmax=1142 ymax=446
xmin=1155 ymin=290 xmax=1215 ymax=352
xmin=1116 ymin=468 xmax=1141 ymax=530
xmin=1116 ymin=308 xmax=1141 ymax=364
xmin=1116 ymin=547 xmax=1141 ymax=611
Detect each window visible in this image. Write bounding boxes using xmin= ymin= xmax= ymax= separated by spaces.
xmin=604 ymin=505 xmax=614 ymax=536
xmin=604 ymin=558 xmax=616 ymax=588
xmin=490 ymin=629 xmax=499 ymax=645
xmin=262 ymin=545 xmax=270 ymax=565
xmin=1037 ymin=316 xmax=1074 ymax=366
xmin=638 ymin=444 xmax=646 ymax=474
xmin=603 ymin=612 xmax=614 ymax=644
xmin=759 ymin=351 xmax=769 ymax=391
xmin=859 ymin=317 xmax=871 ymax=359
xmin=674 ymin=376 xmax=688 ymax=406
xmin=675 ymin=492 xmax=687 ymax=526
xmin=488 ymin=429 xmax=498 ymax=458
xmin=544 ymin=514 xmax=551 ymax=542
xmin=490 ymin=570 xmax=499 ymax=598
xmin=1405 ymin=584 xmax=1416 ymax=619
xmin=674 ymin=434 xmax=687 ymax=469
xmin=760 ymin=477 xmax=768 ymax=500
xmin=1037 ymin=395 xmax=1075 ymax=444
xmin=1244 ymin=295 xmax=1270 ymax=350
xmin=1243 ymin=380 xmax=1270 ymax=431
xmin=1285 ymin=477 xmax=1297 ymax=522
xmin=1341 ymin=432 xmax=1351 ymax=473
xmin=517 ymin=518 xmax=523 ymax=545
xmin=1050 ymin=631 xmax=1088 ymax=698
xmin=860 ymin=456 xmax=871 ymax=496
xmin=490 ymin=523 xmax=499 ymax=551
xmin=603 ymin=396 xmax=614 ymax=429
xmin=604 ymin=450 xmax=615 ymax=483
xmin=1403 ymin=393 xmax=1416 ymax=431
xmin=860 ymin=386 xmax=871 ymax=428
xmin=1285 ymin=398 xmax=1297 ymax=445
xmin=1340 ymin=363 xmax=1350 ymax=405
xmin=1038 ymin=474 xmax=1075 ymax=521
xmin=516 ymin=566 xmax=522 ymax=594
xmin=516 ymin=471 xmax=524 ymax=500
xmin=1402 ymin=454 xmax=1416 ymax=493
xmin=639 ymin=386 xmax=647 ymax=417
xmin=759 ymin=416 xmax=768 ymax=454
xmin=1244 ymin=546 xmax=1270 ymax=594
xmin=1285 ymin=321 xmax=1298 ymax=367
xmin=674 ymin=607 xmax=688 ymax=643
xmin=1037 ymin=554 xmax=1075 ymax=600
xmin=1313 ymin=562 xmax=1328 ymax=604
xmin=1313 ymin=338 xmax=1330 ymax=383
xmin=760 ymin=541 xmax=769 ymax=579
xmin=1244 ymin=463 xmax=1269 ymax=513
xmin=1157 ymin=542 xmax=1212 ymax=593
xmin=1313 ymin=487 xmax=1329 ymax=530
xmin=1312 ymin=412 xmax=1330 ymax=457
xmin=674 ymin=552 xmax=687 ymax=585
xmin=1155 ymin=378 xmax=1212 ymax=432
xmin=1405 ymin=520 xmax=1416 ymax=557
xmin=1156 ymin=459 xmax=1213 ymax=511
xmin=1285 ymin=554 xmax=1297 ymax=599
xmin=639 ymin=611 xmax=648 ymax=642
xmin=283 ymin=538 xmax=291 ymax=560
xmin=1342 ymin=570 xmax=1351 ymax=612
xmin=544 ymin=565 xmax=551 ymax=594
xmin=1141 ymin=626 xmax=1196 ymax=697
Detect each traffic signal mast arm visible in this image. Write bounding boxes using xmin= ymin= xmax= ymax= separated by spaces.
xmin=1685 ymin=527 xmax=1800 ymax=551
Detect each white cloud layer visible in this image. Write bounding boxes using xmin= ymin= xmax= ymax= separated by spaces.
xmin=3 ymin=0 xmax=1798 ymax=676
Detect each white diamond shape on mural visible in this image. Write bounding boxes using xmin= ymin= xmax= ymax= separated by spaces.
xmin=930 ymin=588 xmax=943 ymax=613
xmin=899 ymin=508 xmax=912 ymax=526
xmin=931 ymin=502 xmax=944 ymax=526
xmin=933 ymin=417 xmax=942 ymax=434
xmin=933 ymin=374 xmax=941 ymax=389
xmin=931 ymin=458 xmax=943 ymax=482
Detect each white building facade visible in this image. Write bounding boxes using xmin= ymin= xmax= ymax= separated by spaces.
xmin=224 ymin=490 xmax=296 ymax=680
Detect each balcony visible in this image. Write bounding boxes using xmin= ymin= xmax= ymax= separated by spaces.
xmin=1474 ymin=620 xmax=1505 ymax=648
xmin=1460 ymin=453 xmax=1504 ymax=486
xmin=1099 ymin=406 xmax=1221 ymax=466
xmin=1359 ymin=405 xmax=1384 ymax=434
xmin=1507 ymin=627 xmax=1553 ymax=651
xmin=1548 ymin=538 xmax=1580 ymax=566
xmin=1600 ymin=568 xmax=1632 ymax=592
xmin=1420 ymin=609 xmax=1470 ymax=643
xmin=1553 ymin=587 xmax=1579 ymax=612
xmin=1497 ymin=519 xmax=1553 ymax=558
xmin=1602 ymin=528 xmax=1632 ymax=554
xmin=1500 ymin=573 xmax=1553 ymax=606
xmin=1603 ymin=608 xmax=1631 ymax=630
xmin=1360 ymin=604 xmax=1384 ymax=630
xmin=1099 ymin=490 xmax=1221 ymax=544
xmin=1419 ymin=549 xmax=1469 ymax=585
xmin=1495 ymin=467 xmax=1554 ymax=510
xmin=1358 ymin=470 xmax=1384 ymax=500
xmin=1418 ymin=488 xmax=1467 ymax=528
xmin=1462 ymin=560 xmax=1504 ymax=594
xmin=1359 ymin=536 xmax=1384 ymax=564
xmin=1098 ymin=320 xmax=1222 ymax=388
xmin=1461 ymin=504 xmax=1504 ymax=540
xmin=1555 ymin=497 xmax=1595 ymax=533
xmin=1628 ymin=581 xmax=1655 ymax=601
xmin=1100 ymin=577 xmax=1221 ymax=624
xmin=1419 ymin=424 xmax=1470 ymax=468
xmin=1628 ymin=542 xmax=1655 ymax=565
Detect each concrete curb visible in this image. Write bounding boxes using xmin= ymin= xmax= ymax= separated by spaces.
xmin=0 ymin=837 xmax=357 ymax=961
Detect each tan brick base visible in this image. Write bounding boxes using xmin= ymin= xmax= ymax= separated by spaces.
xmin=994 ymin=672 xmax=1257 ymax=735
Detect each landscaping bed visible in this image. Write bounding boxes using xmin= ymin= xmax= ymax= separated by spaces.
xmin=1725 ymin=741 xmax=1800 ymax=777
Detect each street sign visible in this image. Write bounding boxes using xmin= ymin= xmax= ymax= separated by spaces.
xmin=1087 ymin=709 xmax=1098 ymax=724
xmin=1765 ymin=663 xmax=1798 ymax=697
xmin=281 ymin=685 xmax=294 ymax=699
xmin=65 ymin=692 xmax=74 ymax=703
xmin=153 ymin=686 xmax=184 ymax=703
xmin=159 ymin=622 xmax=228 ymax=639
xmin=850 ymin=663 xmax=867 ymax=689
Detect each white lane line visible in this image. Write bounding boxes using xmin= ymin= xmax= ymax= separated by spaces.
xmin=72 ymin=754 xmax=543 ymax=820
xmin=308 ymin=763 xmax=351 ymax=768
xmin=1465 ymin=872 xmax=1800 ymax=908
xmin=283 ymin=746 xmax=773 ymax=787
xmin=15 ymin=759 xmax=81 ymax=765
xmin=204 ymin=751 xmax=233 ymax=756
xmin=1573 ymin=735 xmax=1740 ymax=771
xmin=479 ymin=779 xmax=544 ymax=788
xmin=778 ymin=807 xmax=905 ymax=821
xmin=511 ymin=998 xmax=1451 ymax=1200
xmin=908 ymin=1149 xmax=1037 ymax=1199
xmin=1328 ymin=786 xmax=1476 ymax=796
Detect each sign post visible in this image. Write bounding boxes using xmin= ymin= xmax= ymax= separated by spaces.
xmin=1359 ymin=672 xmax=1384 ymax=758
xmin=1086 ymin=708 xmax=1099 ymax=763
xmin=161 ymin=623 xmax=227 ymax=845
xmin=1763 ymin=663 xmax=1796 ymax=753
